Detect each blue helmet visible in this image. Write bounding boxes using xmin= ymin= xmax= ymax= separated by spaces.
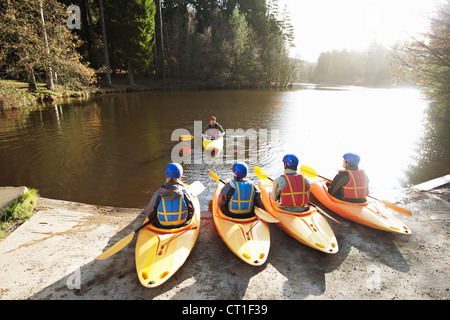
xmin=343 ymin=153 xmax=361 ymax=167
xmin=165 ymin=163 xmax=183 ymax=178
xmin=233 ymin=162 xmax=248 ymax=178
xmin=282 ymin=154 xmax=299 ymax=167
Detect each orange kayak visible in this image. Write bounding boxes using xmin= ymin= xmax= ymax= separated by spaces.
xmin=258 ymin=179 xmax=338 ymax=254
xmin=212 ymin=180 xmax=270 ymax=266
xmin=310 ymin=177 xmax=411 ymax=235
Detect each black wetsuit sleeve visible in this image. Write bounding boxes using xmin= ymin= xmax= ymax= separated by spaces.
xmin=328 ymin=172 xmax=350 ymax=198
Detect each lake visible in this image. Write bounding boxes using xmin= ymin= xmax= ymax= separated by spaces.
xmin=1 ymin=86 xmax=448 ymax=210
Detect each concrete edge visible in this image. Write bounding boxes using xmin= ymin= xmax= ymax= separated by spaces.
xmin=411 ymin=174 xmax=450 ymax=191
xmin=0 ymin=186 xmax=28 ymax=213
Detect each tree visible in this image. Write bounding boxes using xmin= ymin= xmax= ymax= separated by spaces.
xmin=364 ymin=41 xmax=390 ymax=86
xmin=104 ymin=0 xmax=156 ymax=85
xmin=390 ymin=1 xmax=450 ymax=119
xmin=39 ymin=0 xmax=54 ymax=90
xmin=0 ymin=0 xmax=95 ymax=90
xmin=98 ymin=0 xmax=112 ymax=87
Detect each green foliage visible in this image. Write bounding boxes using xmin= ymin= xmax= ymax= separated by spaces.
xmin=1 ymin=0 xmax=295 ymax=89
xmin=0 ymin=189 xmax=39 ymax=239
xmin=161 ymin=0 xmax=296 ymax=87
xmin=390 ymin=1 xmax=450 ymax=120
xmin=0 ymin=80 xmax=36 ymax=111
xmin=0 ymin=0 xmax=96 ymax=90
xmin=105 ymin=0 xmax=156 ymax=74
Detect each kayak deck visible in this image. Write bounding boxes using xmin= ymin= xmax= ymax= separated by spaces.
xmin=135 ymin=198 xmax=201 ymax=288
xmin=258 ymin=179 xmax=338 ymax=254
xmin=212 ymin=180 xmax=270 ymax=266
xmin=203 ymin=136 xmax=224 ymax=153
xmin=310 ymin=177 xmax=411 ymax=235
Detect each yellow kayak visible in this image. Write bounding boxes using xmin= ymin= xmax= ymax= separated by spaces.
xmin=212 ymin=180 xmax=270 ymax=266
xmin=135 ymin=192 xmax=200 ymax=288
xmin=203 ymin=136 xmax=224 ymax=155
xmin=259 ymin=179 xmax=338 ymax=254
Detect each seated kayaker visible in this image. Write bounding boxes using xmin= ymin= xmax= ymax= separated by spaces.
xmin=328 ymin=153 xmax=369 ymax=203
xmin=217 ymin=162 xmax=263 ymax=219
xmin=271 ymin=154 xmax=311 ymax=213
xmin=203 ymin=116 xmax=225 ymax=137
xmin=144 ymin=163 xmax=195 ymax=229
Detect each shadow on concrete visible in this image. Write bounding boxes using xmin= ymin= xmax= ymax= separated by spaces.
xmin=30 ymin=202 xmax=411 ymax=300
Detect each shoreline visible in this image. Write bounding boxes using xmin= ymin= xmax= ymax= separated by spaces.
xmin=1 ymin=75 xmax=296 ymax=112
xmin=0 ymin=179 xmax=448 ymax=300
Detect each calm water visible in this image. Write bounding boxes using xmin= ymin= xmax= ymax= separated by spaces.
xmin=1 ymin=86 xmax=448 ymax=210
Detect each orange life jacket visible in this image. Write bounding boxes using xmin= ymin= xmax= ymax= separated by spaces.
xmin=342 ymin=170 xmax=369 ymax=200
xmin=281 ymin=174 xmax=309 ymax=207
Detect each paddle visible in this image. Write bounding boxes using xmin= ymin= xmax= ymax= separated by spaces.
xmin=208 ymin=170 xmax=279 ymax=223
xmin=300 ymin=165 xmax=412 ymax=216
xmin=254 ymin=166 xmax=341 ymax=225
xmin=95 ymin=181 xmax=206 ymax=261
xmin=180 ymin=135 xmax=194 ymax=141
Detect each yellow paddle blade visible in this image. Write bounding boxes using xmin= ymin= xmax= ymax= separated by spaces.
xmin=379 ymin=200 xmax=412 ymax=216
xmin=255 ymin=207 xmax=279 ymax=223
xmin=208 ymin=170 xmax=220 ymax=182
xmin=300 ymin=165 xmax=318 ymax=178
xmin=180 ymin=135 xmax=194 ymax=141
xmin=95 ymin=231 xmax=136 ymax=261
xmin=254 ymin=166 xmax=269 ymax=180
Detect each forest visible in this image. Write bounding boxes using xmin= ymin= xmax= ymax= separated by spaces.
xmin=0 ymin=0 xmax=448 ymax=117
xmin=0 ymin=0 xmax=298 ymax=89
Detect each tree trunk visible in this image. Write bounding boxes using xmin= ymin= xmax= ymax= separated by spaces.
xmin=127 ymin=59 xmax=135 ymax=86
xmin=158 ymin=0 xmax=166 ymax=87
xmin=28 ymin=67 xmax=37 ymax=92
xmin=39 ymin=0 xmax=54 ymax=91
xmin=83 ymin=0 xmax=98 ymax=69
xmin=98 ymin=0 xmax=113 ymax=87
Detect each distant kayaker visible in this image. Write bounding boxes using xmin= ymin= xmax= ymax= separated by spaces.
xmin=271 ymin=154 xmax=311 ymax=212
xmin=328 ymin=153 xmax=369 ymax=203
xmin=144 ymin=163 xmax=195 ymax=229
xmin=203 ymin=116 xmax=225 ymax=137
xmin=217 ymin=162 xmax=264 ymax=219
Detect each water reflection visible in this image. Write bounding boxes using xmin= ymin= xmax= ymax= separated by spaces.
xmin=0 ymin=87 xmax=446 ymax=210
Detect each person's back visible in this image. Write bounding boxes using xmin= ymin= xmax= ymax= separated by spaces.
xmin=328 ymin=153 xmax=369 ymax=203
xmin=218 ymin=162 xmax=263 ymax=219
xmin=271 ymin=154 xmax=311 ymax=212
xmin=144 ymin=163 xmax=195 ymax=229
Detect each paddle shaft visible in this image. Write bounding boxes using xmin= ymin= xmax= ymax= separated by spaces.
xmin=315 ymin=173 xmax=404 ymax=211
xmin=160 ymin=226 xmax=199 ymax=250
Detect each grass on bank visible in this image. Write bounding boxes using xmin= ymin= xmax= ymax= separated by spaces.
xmin=0 ymin=79 xmax=96 ymax=111
xmin=0 ymin=188 xmax=39 ymax=240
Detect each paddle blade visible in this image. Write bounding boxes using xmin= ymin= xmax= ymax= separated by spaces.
xmin=208 ymin=170 xmax=220 ymax=182
xmin=254 ymin=166 xmax=269 ymax=180
xmin=379 ymin=200 xmax=412 ymax=216
xmin=187 ymin=181 xmax=206 ymax=196
xmin=95 ymin=231 xmax=136 ymax=261
xmin=180 ymin=135 xmax=194 ymax=141
xmin=255 ymin=207 xmax=279 ymax=223
xmin=300 ymin=165 xmax=318 ymax=178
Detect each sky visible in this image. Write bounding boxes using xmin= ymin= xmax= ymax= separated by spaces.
xmin=277 ymin=0 xmax=445 ymax=62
